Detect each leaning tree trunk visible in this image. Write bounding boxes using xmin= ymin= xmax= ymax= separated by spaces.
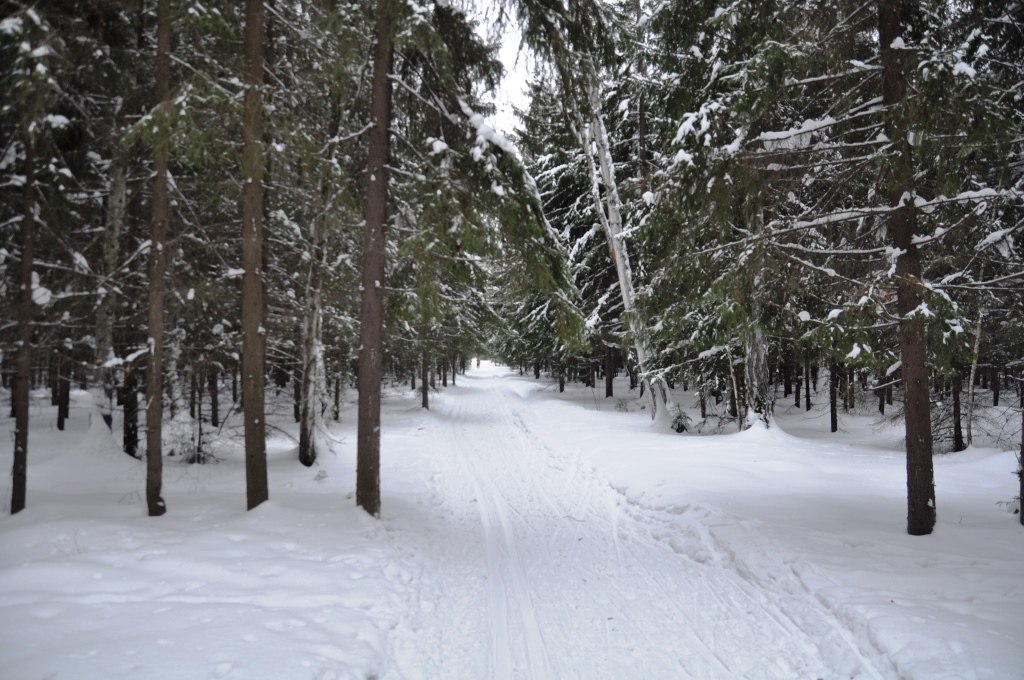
xmin=356 ymin=0 xmax=395 ymax=517
xmin=145 ymin=0 xmax=170 ymax=517
xmin=240 ymin=0 xmax=268 ymax=510
xmin=881 ymin=0 xmax=935 ymax=536
xmin=11 ymin=132 xmax=35 ymax=514
xmin=582 ymin=77 xmax=672 ymax=427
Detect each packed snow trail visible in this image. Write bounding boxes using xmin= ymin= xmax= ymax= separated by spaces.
xmin=384 ymin=365 xmax=889 ymax=679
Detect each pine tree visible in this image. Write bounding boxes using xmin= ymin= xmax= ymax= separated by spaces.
xmin=241 ymin=0 xmax=268 ymax=511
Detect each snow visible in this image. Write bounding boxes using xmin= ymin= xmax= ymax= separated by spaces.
xmin=44 ymin=115 xmax=69 ymax=130
xmin=2 ymin=364 xmax=1022 ymax=679
xmin=797 ymin=310 xmax=812 ymax=322
xmin=953 ymin=61 xmax=977 ymax=79
xmin=428 ymin=138 xmax=448 ymax=155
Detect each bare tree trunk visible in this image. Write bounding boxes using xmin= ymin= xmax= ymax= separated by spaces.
xmin=992 ymin=366 xmax=1000 ymax=407
xmin=123 ymin=365 xmax=139 ymax=457
xmin=420 ymin=348 xmax=429 ymax=409
xmin=57 ymin=347 xmax=70 ymax=431
xmin=241 ymin=0 xmax=268 ymax=510
xmin=299 ymin=230 xmax=323 ymax=466
xmin=726 ymin=348 xmax=742 ymax=431
xmin=745 ymin=324 xmax=771 ymax=426
xmin=145 ymin=0 xmax=170 ymax=517
xmin=357 ymin=0 xmax=395 ymax=517
xmin=605 ymin=345 xmax=614 ymax=398
xmin=94 ymin=148 xmax=126 ymax=430
xmin=952 ymin=368 xmax=964 ymax=452
xmin=804 ymin=363 xmax=812 ymax=411
xmin=1018 ymin=403 xmax=1023 ymax=526
xmin=208 ymin=365 xmax=219 ymax=428
xmin=582 ymin=75 xmax=672 ymax=426
xmin=881 ymin=0 xmax=935 ymax=535
xmin=10 ymin=132 xmax=35 ymax=514
xmin=966 ymin=305 xmax=983 ymax=446
xmin=829 ymin=358 xmax=839 ymax=433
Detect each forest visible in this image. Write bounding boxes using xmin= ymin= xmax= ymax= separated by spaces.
xmin=2 ymin=0 xmax=1022 ymax=536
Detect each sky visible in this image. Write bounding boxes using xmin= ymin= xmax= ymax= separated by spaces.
xmin=469 ymin=0 xmax=533 ymax=134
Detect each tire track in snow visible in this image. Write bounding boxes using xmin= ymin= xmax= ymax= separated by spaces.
xmin=451 ymin=393 xmax=554 ymax=680
xmin=388 ymin=372 xmax=892 ymax=679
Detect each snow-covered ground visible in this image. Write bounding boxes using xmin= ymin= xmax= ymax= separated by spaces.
xmin=1 ymin=361 xmax=1022 ymax=679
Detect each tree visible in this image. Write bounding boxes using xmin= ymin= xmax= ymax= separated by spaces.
xmin=145 ymin=0 xmax=171 ymax=518
xmin=241 ymin=0 xmax=268 ymax=511
xmin=879 ymin=0 xmax=935 ymax=535
xmin=356 ymin=0 xmax=396 ymax=517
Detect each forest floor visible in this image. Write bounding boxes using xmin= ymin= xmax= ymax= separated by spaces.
xmin=1 ymin=361 xmax=1022 ymax=679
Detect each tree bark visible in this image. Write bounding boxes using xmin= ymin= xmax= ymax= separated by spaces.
xmin=94 ymin=148 xmax=126 ymax=430
xmin=952 ymin=368 xmax=964 ymax=452
xmin=241 ymin=0 xmax=268 ymax=510
xmin=881 ymin=0 xmax=935 ymax=535
xmin=10 ymin=131 xmax=35 ymax=514
xmin=605 ymin=345 xmax=614 ymax=398
xmin=57 ymin=349 xmax=70 ymax=431
xmin=421 ymin=348 xmax=429 ymax=409
xmin=357 ymin=0 xmax=395 ymax=517
xmin=829 ymin=358 xmax=839 ymax=433
xmin=145 ymin=0 xmax=171 ymax=517
xmin=582 ymin=75 xmax=672 ymax=425
xmin=123 ymin=365 xmax=139 ymax=457
xmin=804 ymin=363 xmax=812 ymax=411
xmin=208 ymin=366 xmax=219 ymax=428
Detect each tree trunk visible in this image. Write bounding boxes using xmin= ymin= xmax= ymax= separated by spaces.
xmin=57 ymin=351 xmax=70 ymax=431
xmin=145 ymin=0 xmax=170 ymax=517
xmin=745 ymin=325 xmax=771 ymax=425
xmin=992 ymin=366 xmax=1000 ymax=407
xmin=94 ymin=149 xmax=126 ymax=430
xmin=299 ymin=251 xmax=323 ymax=466
xmin=10 ymin=131 xmax=35 ymax=514
xmin=356 ymin=0 xmax=394 ymax=517
xmin=829 ymin=358 xmax=839 ymax=433
xmin=420 ymin=348 xmax=429 ymax=409
xmin=582 ymin=75 xmax=672 ymax=425
xmin=783 ymin=345 xmax=793 ymax=397
xmin=881 ymin=0 xmax=935 ymax=535
xmin=605 ymin=346 xmax=614 ymax=398
xmin=241 ymin=0 xmax=268 ymax=510
xmin=123 ymin=365 xmax=139 ymax=457
xmin=804 ymin=363 xmax=812 ymax=411
xmin=333 ymin=374 xmax=341 ymax=422
xmin=952 ymin=368 xmax=964 ymax=452
xmin=208 ymin=366 xmax=219 ymax=428
xmin=1018 ymin=403 xmax=1023 ymax=526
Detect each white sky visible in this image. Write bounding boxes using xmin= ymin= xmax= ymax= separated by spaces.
xmin=468 ymin=0 xmax=533 ymax=134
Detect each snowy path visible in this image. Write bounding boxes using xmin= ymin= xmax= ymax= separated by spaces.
xmin=385 ymin=368 xmax=889 ymax=679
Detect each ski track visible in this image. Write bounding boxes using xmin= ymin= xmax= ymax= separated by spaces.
xmin=387 ymin=372 xmax=893 ymax=679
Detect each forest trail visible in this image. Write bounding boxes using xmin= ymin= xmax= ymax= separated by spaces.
xmin=384 ymin=364 xmax=889 ymax=680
